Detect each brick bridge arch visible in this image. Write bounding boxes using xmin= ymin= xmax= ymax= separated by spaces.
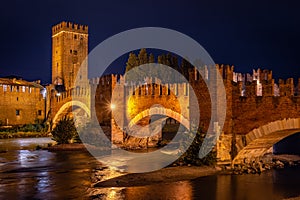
xmin=128 ymin=107 xmax=190 ymax=130
xmin=52 ymin=100 xmax=90 ymax=128
xmin=233 ymin=118 xmax=300 ymax=164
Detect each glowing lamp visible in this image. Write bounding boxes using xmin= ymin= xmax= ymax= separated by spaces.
xmin=110 ymin=103 xmax=116 ymax=110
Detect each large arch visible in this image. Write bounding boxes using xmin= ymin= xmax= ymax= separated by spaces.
xmin=52 ymin=100 xmax=91 ymax=128
xmin=233 ymin=118 xmax=300 ymax=164
xmin=128 ymin=107 xmax=190 ymax=130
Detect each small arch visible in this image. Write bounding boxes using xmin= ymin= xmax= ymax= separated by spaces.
xmin=52 ymin=100 xmax=90 ymax=129
xmin=128 ymin=107 xmax=190 ymax=130
xmin=233 ymin=118 xmax=300 ymax=164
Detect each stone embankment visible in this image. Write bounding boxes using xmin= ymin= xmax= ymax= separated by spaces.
xmin=232 ymin=154 xmax=300 ymax=175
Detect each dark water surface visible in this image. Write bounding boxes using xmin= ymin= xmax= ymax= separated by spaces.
xmin=0 ymin=138 xmax=300 ymax=200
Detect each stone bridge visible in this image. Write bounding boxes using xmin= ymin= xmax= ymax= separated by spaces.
xmin=49 ymin=65 xmax=300 ymax=164
xmin=48 ymin=86 xmax=91 ymax=128
xmin=93 ymin=74 xmax=193 ymax=147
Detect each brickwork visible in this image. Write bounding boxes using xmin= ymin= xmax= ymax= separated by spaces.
xmin=0 ymin=78 xmax=45 ymax=126
xmin=6 ymin=21 xmax=294 ymax=160
xmin=52 ymin=21 xmax=88 ymax=90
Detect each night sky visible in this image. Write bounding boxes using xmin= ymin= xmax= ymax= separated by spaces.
xmin=0 ymin=0 xmax=300 ymax=84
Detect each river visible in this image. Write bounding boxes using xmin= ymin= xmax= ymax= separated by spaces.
xmin=0 ymin=138 xmax=300 ymax=200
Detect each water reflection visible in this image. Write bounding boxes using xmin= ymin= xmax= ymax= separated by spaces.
xmin=91 ymin=181 xmax=193 ymax=200
xmin=0 ymin=138 xmax=299 ymax=199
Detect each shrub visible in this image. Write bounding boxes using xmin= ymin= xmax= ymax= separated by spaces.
xmin=51 ymin=117 xmax=77 ymax=144
xmin=176 ymin=127 xmax=216 ymax=166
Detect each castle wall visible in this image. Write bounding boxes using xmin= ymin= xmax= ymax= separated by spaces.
xmin=0 ymin=84 xmax=45 ymax=126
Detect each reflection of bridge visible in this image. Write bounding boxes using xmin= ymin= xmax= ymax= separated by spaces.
xmin=48 ymin=65 xmax=300 ymax=164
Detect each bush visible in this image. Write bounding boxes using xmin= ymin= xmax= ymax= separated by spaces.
xmin=51 ymin=117 xmax=78 ymax=144
xmin=176 ymin=127 xmax=216 ymax=166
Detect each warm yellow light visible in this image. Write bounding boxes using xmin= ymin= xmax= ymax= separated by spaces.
xmin=110 ymin=103 xmax=116 ymax=110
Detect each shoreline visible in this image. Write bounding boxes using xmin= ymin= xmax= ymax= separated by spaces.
xmin=0 ymin=132 xmax=50 ymax=139
xmin=93 ymin=165 xmax=219 ymax=188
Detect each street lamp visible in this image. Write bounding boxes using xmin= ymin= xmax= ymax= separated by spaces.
xmin=110 ymin=103 xmax=116 ymax=110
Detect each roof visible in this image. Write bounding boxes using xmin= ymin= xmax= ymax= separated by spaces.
xmin=0 ymin=78 xmax=44 ymax=89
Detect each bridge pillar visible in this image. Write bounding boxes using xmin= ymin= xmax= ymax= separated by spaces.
xmin=111 ymin=118 xmax=124 ymax=145
xmin=216 ymin=132 xmax=232 ymax=165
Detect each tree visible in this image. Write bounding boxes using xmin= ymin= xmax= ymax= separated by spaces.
xmin=125 ymin=52 xmax=138 ymax=73
xmin=51 ymin=117 xmax=77 ymax=144
xmin=148 ymin=53 xmax=155 ymax=63
xmin=138 ymin=48 xmax=148 ymax=65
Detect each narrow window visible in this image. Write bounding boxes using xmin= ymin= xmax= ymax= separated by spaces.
xmin=73 ymin=50 xmax=78 ymax=55
xmin=16 ymin=97 xmax=18 ymax=101
xmin=38 ymin=110 xmax=42 ymax=116
xmin=159 ymin=85 xmax=162 ymax=95
xmin=16 ymin=110 xmax=20 ymax=116
xmin=74 ymin=35 xmax=77 ymax=39
xmin=70 ymin=49 xmax=72 ymax=54
xmin=152 ymin=84 xmax=155 ymax=95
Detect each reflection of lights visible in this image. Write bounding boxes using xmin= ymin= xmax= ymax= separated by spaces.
xmin=110 ymin=103 xmax=116 ymax=110
xmin=107 ymin=189 xmax=117 ymax=199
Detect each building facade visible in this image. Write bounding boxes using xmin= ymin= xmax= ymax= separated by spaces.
xmin=0 ymin=77 xmax=45 ymax=126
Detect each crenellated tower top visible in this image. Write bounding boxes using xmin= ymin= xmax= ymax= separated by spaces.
xmin=52 ymin=21 xmax=88 ymax=36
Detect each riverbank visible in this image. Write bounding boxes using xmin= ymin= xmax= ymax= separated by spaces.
xmin=45 ymin=143 xmax=87 ymax=151
xmin=92 ymin=153 xmax=300 ymax=188
xmin=232 ymin=154 xmax=300 ymax=175
xmin=0 ymin=131 xmax=50 ymax=139
xmin=93 ymin=165 xmax=218 ymax=187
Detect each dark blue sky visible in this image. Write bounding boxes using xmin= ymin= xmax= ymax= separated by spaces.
xmin=0 ymin=0 xmax=299 ymax=84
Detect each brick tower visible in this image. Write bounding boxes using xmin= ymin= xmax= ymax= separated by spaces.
xmin=51 ymin=21 xmax=88 ymax=90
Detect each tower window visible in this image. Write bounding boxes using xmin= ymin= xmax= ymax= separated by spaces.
xmin=38 ymin=110 xmax=42 ymax=116
xmin=73 ymin=50 xmax=77 ymax=55
xmin=16 ymin=110 xmax=20 ymax=116
xmin=70 ymin=49 xmax=72 ymax=54
xmin=74 ymin=35 xmax=77 ymax=39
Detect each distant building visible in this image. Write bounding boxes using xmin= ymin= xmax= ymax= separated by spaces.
xmin=0 ymin=77 xmax=45 ymax=126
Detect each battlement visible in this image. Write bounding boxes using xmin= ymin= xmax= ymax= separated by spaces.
xmin=52 ymin=21 xmax=88 ymax=36
xmin=52 ymin=86 xmax=90 ymax=103
xmin=89 ymin=74 xmax=189 ymax=97
xmin=88 ymin=66 xmax=300 ymax=99
xmin=0 ymin=84 xmax=41 ymax=95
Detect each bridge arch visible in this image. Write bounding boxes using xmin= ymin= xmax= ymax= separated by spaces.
xmin=128 ymin=107 xmax=190 ymax=130
xmin=52 ymin=100 xmax=91 ymax=128
xmin=233 ymin=118 xmax=300 ymax=164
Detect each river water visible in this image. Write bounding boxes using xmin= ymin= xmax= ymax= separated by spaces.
xmin=0 ymin=138 xmax=300 ymax=200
